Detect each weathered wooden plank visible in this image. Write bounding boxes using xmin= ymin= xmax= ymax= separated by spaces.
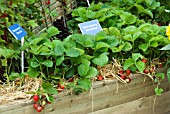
xmin=162 ymin=111 xmax=170 ymax=114
xmin=50 ymin=1 xmax=62 ymax=11
xmin=88 ymin=91 xmax=170 ymax=114
xmin=0 ymin=107 xmax=24 ymax=114
xmin=47 ymin=74 xmax=169 ymax=110
xmin=45 ymin=81 xmax=170 ymax=114
xmin=0 ymin=74 xmax=168 ymax=113
xmin=42 ymin=77 xmax=150 ymax=112
xmin=0 ymin=69 xmax=169 ymax=114
xmin=0 ymin=100 xmax=32 ymax=113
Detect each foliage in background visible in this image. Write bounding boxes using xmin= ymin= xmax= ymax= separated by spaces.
xmin=0 ymin=0 xmax=58 ymax=83
xmin=157 ymin=0 xmax=170 ymax=24
xmin=68 ymin=0 xmax=170 ymax=33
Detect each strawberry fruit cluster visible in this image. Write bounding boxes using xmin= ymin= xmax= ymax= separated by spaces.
xmin=118 ymin=69 xmax=131 ymax=83
xmin=33 ymin=94 xmax=51 ymax=112
xmin=57 ymin=83 xmax=65 ymax=93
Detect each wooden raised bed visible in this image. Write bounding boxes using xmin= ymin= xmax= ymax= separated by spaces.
xmin=90 ymin=91 xmax=170 ymax=114
xmin=0 ymin=69 xmax=170 ymax=114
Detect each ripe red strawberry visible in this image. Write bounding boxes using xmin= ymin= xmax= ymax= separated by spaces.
xmin=3 ymin=13 xmax=7 ymax=18
xmin=9 ymin=1 xmax=12 ymax=5
xmin=33 ymin=95 xmax=39 ymax=102
xmin=149 ymin=69 xmax=154 ymax=73
xmin=143 ymin=69 xmax=149 ymax=74
xmin=58 ymin=83 xmax=65 ymax=89
xmin=0 ymin=13 xmax=7 ymax=18
xmin=97 ymin=75 xmax=103 ymax=81
xmin=60 ymin=85 xmax=65 ymax=89
xmin=41 ymin=105 xmax=45 ymax=109
xmin=120 ymin=75 xmax=126 ymax=80
xmin=142 ymin=59 xmax=147 ymax=63
xmin=41 ymin=94 xmax=45 ymax=99
xmin=41 ymin=20 xmax=45 ymax=23
xmin=158 ymin=63 xmax=163 ymax=68
xmin=68 ymin=78 xmax=74 ymax=82
xmin=46 ymin=101 xmax=51 ymax=104
xmin=33 ymin=103 xmax=38 ymax=109
xmin=45 ymin=0 xmax=50 ymax=5
xmin=151 ymin=65 xmax=155 ymax=69
xmin=37 ymin=106 xmax=43 ymax=112
xmin=126 ymin=69 xmax=131 ymax=76
xmin=57 ymin=88 xmax=62 ymax=93
xmin=119 ymin=70 xmax=124 ymax=74
xmin=50 ymin=17 xmax=52 ymax=21
xmin=158 ymin=23 xmax=161 ymax=26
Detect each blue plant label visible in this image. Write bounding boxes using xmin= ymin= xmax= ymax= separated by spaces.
xmin=78 ymin=19 xmax=102 ymax=35
xmin=8 ymin=24 xmax=27 ymax=40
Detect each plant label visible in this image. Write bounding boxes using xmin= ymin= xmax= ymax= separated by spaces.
xmin=8 ymin=24 xmax=27 ymax=40
xmin=78 ymin=19 xmax=102 ymax=35
xmin=86 ymin=0 xmax=90 ymax=7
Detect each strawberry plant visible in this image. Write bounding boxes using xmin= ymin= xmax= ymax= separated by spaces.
xmin=0 ymin=0 xmax=59 ymax=85
xmin=0 ymin=47 xmax=20 ymax=84
xmin=24 ymin=22 xmax=169 ymax=97
xmin=31 ymin=92 xmax=55 ymax=112
xmin=67 ymin=2 xmax=142 ymax=32
xmin=123 ymin=53 xmax=146 ymax=73
xmin=121 ymin=23 xmax=169 ymax=58
xmin=156 ymin=0 xmax=170 ymax=25
xmin=154 ymin=73 xmax=165 ymax=96
xmin=109 ymin=0 xmax=170 ymax=26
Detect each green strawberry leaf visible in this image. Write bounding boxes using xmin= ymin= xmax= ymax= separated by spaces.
xmin=42 ymin=82 xmax=58 ymax=94
xmin=78 ymin=63 xmax=89 ymax=77
xmin=42 ymin=60 xmax=53 ymax=67
xmin=139 ymin=43 xmax=148 ymax=51
xmin=155 ymin=87 xmax=163 ymax=96
xmin=53 ymin=40 xmax=65 ymax=56
xmin=132 ymin=53 xmax=143 ymax=62
xmin=136 ymin=60 xmax=145 ymax=73
xmin=155 ymin=73 xmax=165 ymax=80
xmin=27 ymin=67 xmax=39 ymax=78
xmin=77 ymin=78 xmax=92 ymax=90
xmin=56 ymin=56 xmax=64 ymax=66
xmin=85 ymin=67 xmax=98 ymax=78
xmin=123 ymin=58 xmax=134 ymax=70
xmin=31 ymin=61 xmax=40 ymax=68
xmin=66 ymin=47 xmax=84 ymax=57
xmin=47 ymin=26 xmax=60 ymax=37
xmin=92 ymin=53 xmax=109 ymax=66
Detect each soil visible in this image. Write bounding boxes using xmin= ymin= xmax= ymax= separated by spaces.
xmin=53 ymin=14 xmax=72 ymax=40
xmin=0 ymin=68 xmax=5 ymax=84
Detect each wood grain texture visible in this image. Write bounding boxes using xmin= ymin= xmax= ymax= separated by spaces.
xmin=89 ymin=91 xmax=170 ymax=114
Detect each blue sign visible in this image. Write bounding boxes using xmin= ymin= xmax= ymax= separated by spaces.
xmin=78 ymin=19 xmax=102 ymax=35
xmin=8 ymin=24 xmax=27 ymax=40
